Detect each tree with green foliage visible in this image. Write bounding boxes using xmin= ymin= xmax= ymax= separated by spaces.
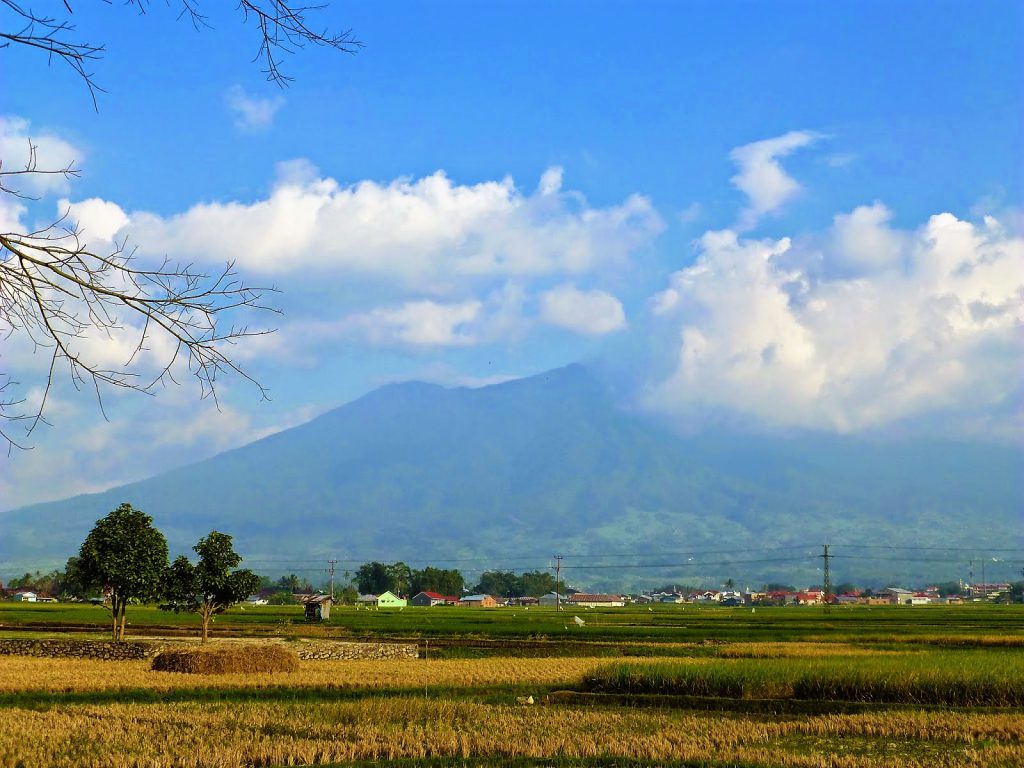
xmin=410 ymin=566 xmax=464 ymax=597
xmin=471 ymin=570 xmax=556 ymax=598
xmin=762 ymin=583 xmax=796 ymax=593
xmin=76 ymin=503 xmax=169 ymax=641
xmin=355 ymin=562 xmax=390 ymax=595
xmin=276 ymin=573 xmax=313 ymax=593
xmin=337 ymin=585 xmax=359 ymax=605
xmin=161 ymin=531 xmax=260 ymax=642
xmin=474 ymin=570 xmax=519 ymax=597
xmin=268 ymin=591 xmax=298 ymax=605
xmin=517 ymin=570 xmax=557 ymax=598
xmin=355 ymin=561 xmax=412 ymax=596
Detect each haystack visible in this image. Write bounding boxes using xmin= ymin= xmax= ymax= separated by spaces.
xmin=151 ymin=644 xmax=299 ymax=674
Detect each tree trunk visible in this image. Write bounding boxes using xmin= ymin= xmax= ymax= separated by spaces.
xmin=119 ymin=602 xmax=127 ymax=641
xmin=201 ymin=612 xmax=209 ymax=643
xmin=111 ymin=596 xmax=119 ymax=642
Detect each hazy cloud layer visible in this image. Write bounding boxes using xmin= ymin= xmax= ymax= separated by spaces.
xmin=540 ymin=283 xmax=627 ymax=336
xmin=225 ymin=86 xmax=285 ymax=131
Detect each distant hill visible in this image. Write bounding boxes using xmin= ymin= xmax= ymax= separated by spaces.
xmin=2 ymin=364 xmax=1021 ymax=589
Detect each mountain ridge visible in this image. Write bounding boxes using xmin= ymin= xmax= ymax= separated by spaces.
xmin=3 ymin=364 xmax=1021 ymax=588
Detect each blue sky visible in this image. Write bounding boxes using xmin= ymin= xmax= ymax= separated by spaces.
xmin=2 ymin=1 xmax=1022 ymax=508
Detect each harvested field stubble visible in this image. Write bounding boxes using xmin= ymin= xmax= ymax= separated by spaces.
xmin=1 ymin=697 xmax=1022 ymax=767
xmin=0 ymin=655 xmax=611 ymax=694
xmin=151 ymin=644 xmax=299 ymax=674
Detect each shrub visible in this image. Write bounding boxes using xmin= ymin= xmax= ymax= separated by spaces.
xmin=151 ymin=644 xmax=299 ymax=674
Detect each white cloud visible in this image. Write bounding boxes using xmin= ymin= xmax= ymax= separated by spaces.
xmin=61 ymin=197 xmax=130 ymax=242
xmin=341 ymin=299 xmax=483 ymax=347
xmin=730 ymin=130 xmax=821 ymax=229
xmin=829 ymin=202 xmax=907 ymax=274
xmin=540 ymin=283 xmax=627 ymax=336
xmin=0 ymin=116 xmax=82 ymax=196
xmin=225 ymin=86 xmax=285 ymax=131
xmin=646 ymin=211 xmax=1024 ymax=433
xmin=115 ymin=167 xmax=663 ymax=287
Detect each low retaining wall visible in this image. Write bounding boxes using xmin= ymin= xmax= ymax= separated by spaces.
xmin=296 ymin=642 xmax=419 ymax=660
xmin=0 ymin=638 xmax=166 ymax=660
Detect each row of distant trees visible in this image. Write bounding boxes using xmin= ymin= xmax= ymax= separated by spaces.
xmin=352 ymin=562 xmax=557 ymax=599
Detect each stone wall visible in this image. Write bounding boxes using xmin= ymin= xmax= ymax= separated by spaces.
xmin=0 ymin=638 xmax=166 ymax=660
xmin=296 ymin=641 xmax=419 ymax=660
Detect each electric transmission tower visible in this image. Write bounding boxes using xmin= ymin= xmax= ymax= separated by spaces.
xmin=820 ymin=544 xmax=832 ymax=614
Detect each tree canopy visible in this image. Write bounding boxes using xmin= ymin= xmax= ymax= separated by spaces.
xmin=355 ymin=561 xmax=412 ymax=597
xmin=473 ymin=570 xmax=556 ymax=598
xmin=410 ymin=566 xmax=464 ymax=597
xmin=161 ymin=530 xmax=260 ymax=642
xmin=76 ymin=503 xmax=168 ymax=640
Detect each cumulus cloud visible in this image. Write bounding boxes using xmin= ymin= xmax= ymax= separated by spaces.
xmin=111 ymin=166 xmax=662 ymax=287
xmin=730 ymin=130 xmax=821 ymax=229
xmin=225 ymin=86 xmax=285 ymax=131
xmin=540 ymin=283 xmax=627 ymax=336
xmin=0 ymin=116 xmax=81 ymax=196
xmin=646 ymin=211 xmax=1023 ymax=433
xmin=828 ymin=202 xmax=907 ymax=274
xmin=61 ymin=197 xmax=130 ymax=242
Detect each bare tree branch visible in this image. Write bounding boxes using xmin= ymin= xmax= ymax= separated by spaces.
xmin=1 ymin=0 xmax=361 ymax=96
xmin=0 ymin=203 xmax=280 ymax=447
xmin=0 ymin=1 xmax=358 ymax=448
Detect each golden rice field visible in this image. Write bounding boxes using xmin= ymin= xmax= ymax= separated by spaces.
xmin=0 ymin=654 xmax=613 ymax=694
xmin=3 ymin=691 xmax=1024 ymax=768
xmin=2 ymin=649 xmax=1024 ymax=768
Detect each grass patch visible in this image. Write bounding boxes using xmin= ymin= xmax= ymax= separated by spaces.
xmin=151 ymin=644 xmax=299 ymax=674
xmin=582 ymin=650 xmax=1024 ymax=706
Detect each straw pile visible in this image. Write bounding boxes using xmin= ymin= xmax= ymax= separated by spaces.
xmin=151 ymin=644 xmax=300 ymax=674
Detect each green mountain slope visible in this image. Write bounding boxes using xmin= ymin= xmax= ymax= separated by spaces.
xmin=2 ymin=364 xmax=1021 ymax=588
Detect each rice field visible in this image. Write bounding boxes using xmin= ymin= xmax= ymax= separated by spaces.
xmin=1 ymin=605 xmax=1023 ymax=766
xmin=582 ymin=650 xmax=1024 ymax=706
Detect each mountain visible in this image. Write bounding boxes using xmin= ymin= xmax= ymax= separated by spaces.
xmin=2 ymin=364 xmax=1021 ymax=588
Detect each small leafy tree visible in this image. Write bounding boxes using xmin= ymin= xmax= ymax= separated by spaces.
xmin=161 ymin=531 xmax=260 ymax=642
xmin=410 ymin=566 xmax=464 ymax=597
xmin=76 ymin=503 xmax=169 ymax=641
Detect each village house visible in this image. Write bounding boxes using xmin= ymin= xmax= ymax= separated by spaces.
xmin=410 ymin=591 xmax=446 ymax=607
xmin=881 ymin=587 xmax=913 ymax=605
xmin=567 ymin=593 xmax=625 ymax=608
xmin=538 ymin=592 xmax=568 ymax=607
xmin=460 ymin=594 xmax=498 ymax=608
xmin=357 ymin=591 xmax=407 ymax=608
xmin=505 ymin=596 xmax=539 ymax=607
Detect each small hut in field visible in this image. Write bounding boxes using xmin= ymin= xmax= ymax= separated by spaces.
xmin=304 ymin=594 xmax=333 ymax=621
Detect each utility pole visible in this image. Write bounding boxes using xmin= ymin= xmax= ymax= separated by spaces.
xmin=553 ymin=554 xmax=563 ymax=611
xmin=328 ymin=559 xmax=338 ymax=600
xmin=820 ymin=544 xmax=832 ymax=614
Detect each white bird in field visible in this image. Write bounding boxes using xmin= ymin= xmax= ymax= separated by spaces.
xmin=573 ymin=615 xmax=585 ymax=626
